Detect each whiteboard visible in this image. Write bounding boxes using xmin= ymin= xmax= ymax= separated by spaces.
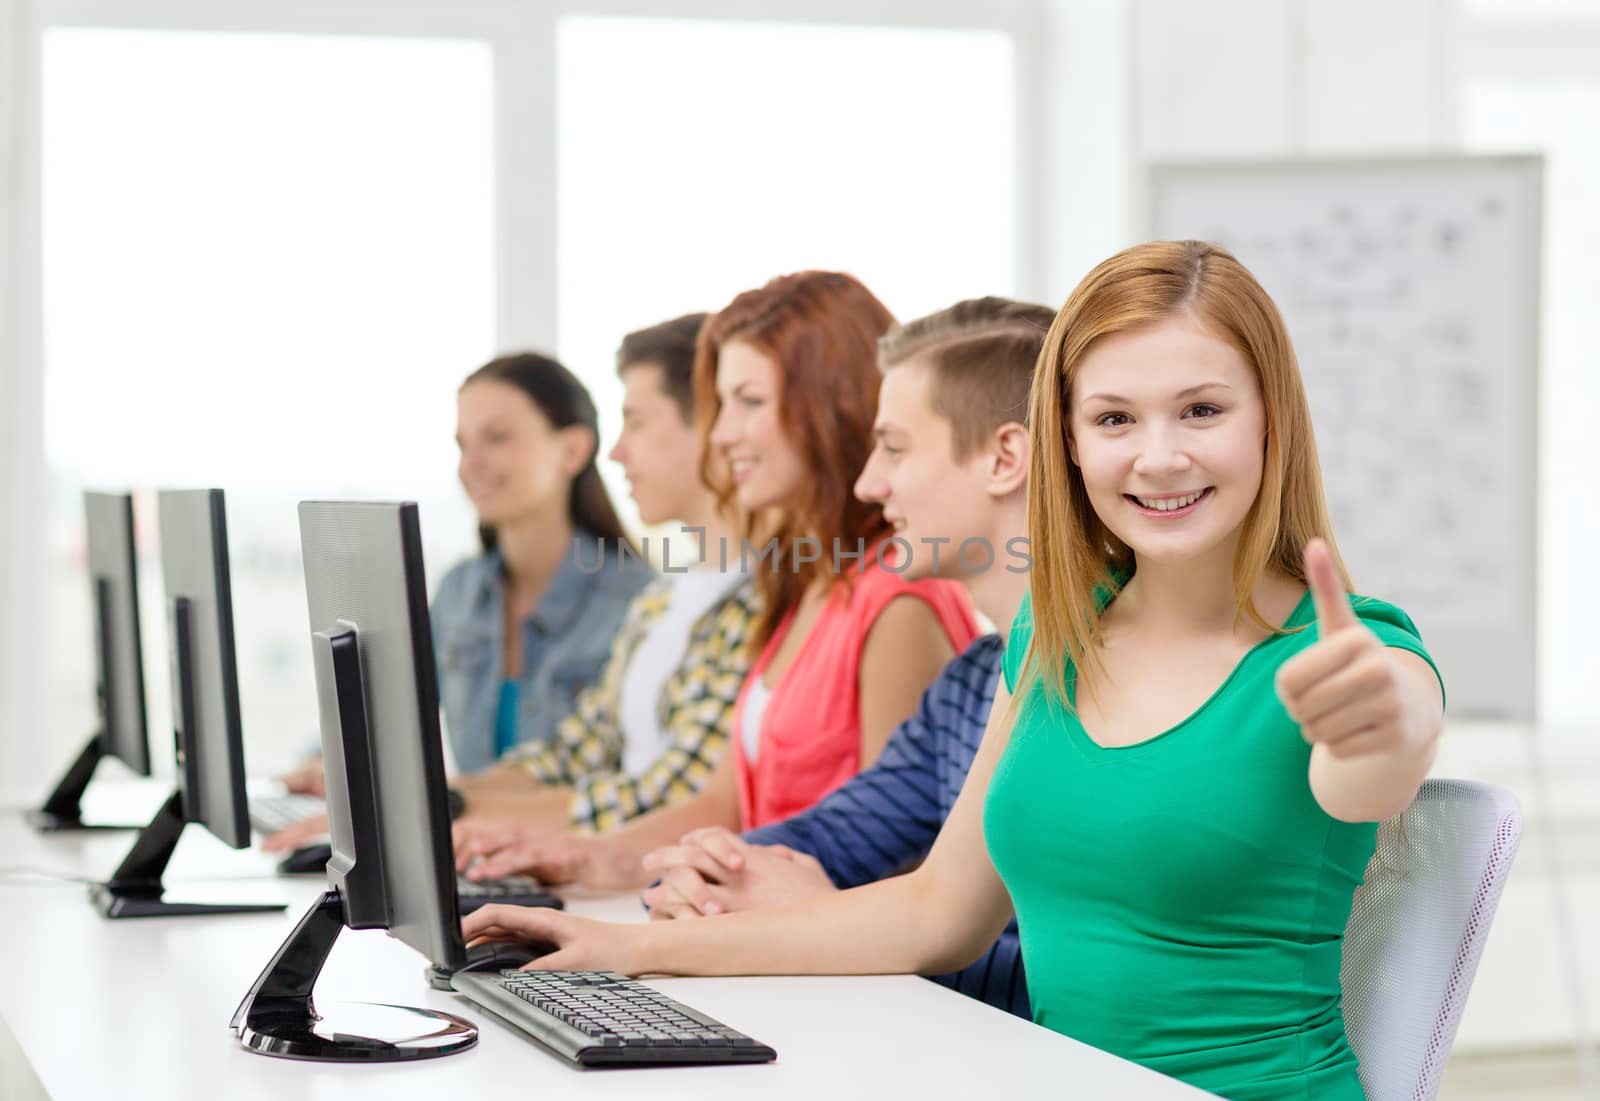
xmin=1150 ymin=155 xmax=1542 ymax=719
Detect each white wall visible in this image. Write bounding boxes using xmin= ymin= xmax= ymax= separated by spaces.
xmin=1037 ymin=0 xmax=1135 ymax=302
xmin=1131 ymin=0 xmax=1449 ymax=160
xmin=1300 ymin=0 xmax=1450 ymax=148
xmin=1 ymin=0 xmax=48 ymax=808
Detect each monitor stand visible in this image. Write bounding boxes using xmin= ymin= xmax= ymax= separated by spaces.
xmin=89 ymin=790 xmax=287 ymax=919
xmin=233 ymin=889 xmax=478 ymax=1062
xmin=28 ymin=732 xmax=142 ymax=832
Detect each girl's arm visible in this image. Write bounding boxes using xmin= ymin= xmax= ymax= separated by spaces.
xmin=464 ymin=673 xmax=1020 ymax=979
xmin=856 ymin=595 xmax=957 ymax=768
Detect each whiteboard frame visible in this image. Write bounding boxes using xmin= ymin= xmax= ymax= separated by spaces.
xmin=1147 ymin=154 xmax=1543 ymax=720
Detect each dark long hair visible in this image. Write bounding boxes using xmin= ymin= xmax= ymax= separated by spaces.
xmin=460 ymin=352 xmax=632 ymax=554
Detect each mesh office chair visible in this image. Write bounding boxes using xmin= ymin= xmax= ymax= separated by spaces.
xmin=1341 ymin=778 xmax=1523 ymax=1101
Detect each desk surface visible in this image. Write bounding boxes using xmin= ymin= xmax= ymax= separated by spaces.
xmin=0 ymin=785 xmax=1208 ymax=1101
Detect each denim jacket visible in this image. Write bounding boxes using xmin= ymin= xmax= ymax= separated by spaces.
xmin=430 ymin=533 xmax=655 ymax=773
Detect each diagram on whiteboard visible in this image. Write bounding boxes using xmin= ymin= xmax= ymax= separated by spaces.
xmin=1153 ymin=157 xmax=1540 ymax=717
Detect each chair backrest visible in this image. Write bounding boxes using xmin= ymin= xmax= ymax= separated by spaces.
xmin=1340 ymin=778 xmax=1523 ymax=1101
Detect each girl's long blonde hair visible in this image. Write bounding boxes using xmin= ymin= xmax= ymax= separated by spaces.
xmin=1016 ymin=240 xmax=1352 ymax=710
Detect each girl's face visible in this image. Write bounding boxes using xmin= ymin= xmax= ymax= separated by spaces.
xmin=456 ymin=378 xmax=587 ymax=528
xmin=707 ymin=339 xmax=808 ymax=512
xmin=1068 ymin=314 xmax=1268 ymax=566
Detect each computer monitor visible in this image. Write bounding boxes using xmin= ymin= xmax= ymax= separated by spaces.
xmin=86 ymin=489 xmax=286 ymax=919
xmin=232 ymin=500 xmax=477 ymax=1062
xmin=29 ymin=491 xmax=153 ymax=831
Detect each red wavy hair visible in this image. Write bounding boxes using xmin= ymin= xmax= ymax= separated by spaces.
xmin=693 ymin=271 xmax=896 ymax=648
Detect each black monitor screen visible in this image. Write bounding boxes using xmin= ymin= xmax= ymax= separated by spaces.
xmin=83 ymin=491 xmax=152 ymax=776
xmin=297 ymin=500 xmax=465 ymax=971
xmin=156 ymin=489 xmax=253 ymax=849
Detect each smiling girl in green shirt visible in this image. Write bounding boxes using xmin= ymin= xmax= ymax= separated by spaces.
xmin=461 ymin=241 xmax=1446 ymax=1101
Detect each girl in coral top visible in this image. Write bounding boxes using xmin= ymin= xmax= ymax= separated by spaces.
xmin=456 ymin=271 xmax=977 ymax=885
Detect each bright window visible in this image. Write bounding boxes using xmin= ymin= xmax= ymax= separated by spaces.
xmin=42 ymin=28 xmax=495 ymax=774
xmin=555 ymin=16 xmax=1016 ymax=526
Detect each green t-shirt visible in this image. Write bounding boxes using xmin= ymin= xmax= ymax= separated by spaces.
xmin=985 ymin=587 xmax=1440 ymax=1101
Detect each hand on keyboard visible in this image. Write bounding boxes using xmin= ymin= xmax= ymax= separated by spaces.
xmin=261 ymin=812 xmax=331 ymax=853
xmin=453 ymin=821 xmax=595 ymax=885
xmin=465 ymin=902 xmax=638 ymax=974
xmin=276 ymin=758 xmax=327 ymax=797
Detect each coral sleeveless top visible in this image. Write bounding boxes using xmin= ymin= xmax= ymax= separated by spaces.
xmin=734 ymin=563 xmax=977 ymax=829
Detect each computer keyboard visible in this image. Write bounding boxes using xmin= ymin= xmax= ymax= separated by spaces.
xmin=248 ymin=792 xmax=326 ymax=836
xmin=451 ymin=970 xmax=776 ymax=1067
xmin=456 ymin=874 xmax=564 ymax=915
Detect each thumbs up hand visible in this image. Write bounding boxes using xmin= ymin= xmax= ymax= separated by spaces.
xmin=1274 ymin=539 xmax=1419 ymax=761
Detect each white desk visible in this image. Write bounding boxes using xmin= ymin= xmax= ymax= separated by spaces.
xmin=0 ymin=785 xmax=1208 ymax=1101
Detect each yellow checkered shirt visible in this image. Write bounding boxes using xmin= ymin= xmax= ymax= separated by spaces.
xmin=502 ymin=574 xmax=758 ymax=832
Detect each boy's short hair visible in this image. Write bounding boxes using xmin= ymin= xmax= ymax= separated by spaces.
xmin=616 ymin=312 xmax=709 ymax=423
xmin=878 ymin=297 xmax=1055 ymax=459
